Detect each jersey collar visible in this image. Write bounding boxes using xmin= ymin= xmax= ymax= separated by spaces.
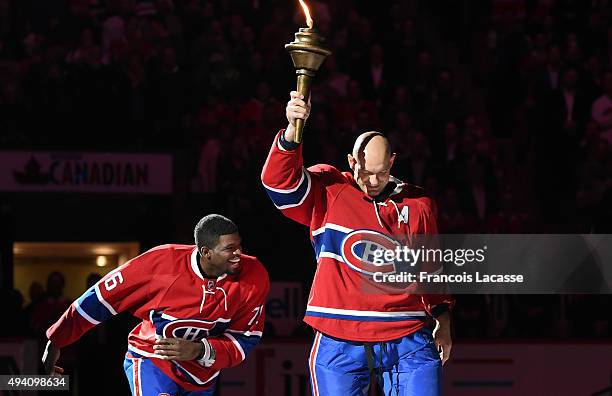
xmin=343 ymin=172 xmax=403 ymax=202
xmin=190 ymin=247 xmax=228 ymax=282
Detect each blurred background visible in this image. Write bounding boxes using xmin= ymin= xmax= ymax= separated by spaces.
xmin=0 ymin=0 xmax=611 ymax=395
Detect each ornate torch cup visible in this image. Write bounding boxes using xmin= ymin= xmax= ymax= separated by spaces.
xmin=285 ymin=5 xmax=331 ymax=143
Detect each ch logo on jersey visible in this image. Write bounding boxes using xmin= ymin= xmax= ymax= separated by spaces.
xmin=152 ymin=312 xmax=230 ymax=341
xmin=340 ymin=230 xmax=400 ymax=275
xmin=162 ymin=319 xmax=223 ymax=341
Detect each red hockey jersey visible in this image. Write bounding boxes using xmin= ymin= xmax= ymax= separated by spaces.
xmin=47 ymin=245 xmax=269 ymax=391
xmin=261 ymin=130 xmax=454 ymax=342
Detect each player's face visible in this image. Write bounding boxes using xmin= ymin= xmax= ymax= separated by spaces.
xmin=205 ymin=233 xmax=243 ymax=276
xmin=350 ymin=152 xmax=396 ymax=197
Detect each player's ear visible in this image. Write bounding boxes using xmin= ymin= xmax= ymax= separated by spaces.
xmin=389 ymin=153 xmax=396 ymax=168
xmin=347 ymin=153 xmax=356 ymax=171
xmin=200 ymin=246 xmax=212 ymax=259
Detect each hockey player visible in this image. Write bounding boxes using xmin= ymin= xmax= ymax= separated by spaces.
xmin=261 ymin=91 xmax=454 ymax=395
xmin=42 ymin=214 xmax=269 ymax=395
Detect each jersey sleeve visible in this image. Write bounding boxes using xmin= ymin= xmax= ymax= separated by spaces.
xmin=207 ymin=265 xmax=270 ymax=370
xmin=46 ymin=249 xmax=165 ymax=348
xmin=416 ymin=198 xmax=456 ymax=315
xmin=261 ymin=130 xmax=325 ymax=226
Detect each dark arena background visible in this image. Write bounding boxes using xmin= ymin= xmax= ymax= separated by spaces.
xmin=1 ymin=0 xmax=611 ymax=395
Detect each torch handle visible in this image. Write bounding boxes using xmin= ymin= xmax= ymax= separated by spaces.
xmin=294 ymin=73 xmax=312 ymax=144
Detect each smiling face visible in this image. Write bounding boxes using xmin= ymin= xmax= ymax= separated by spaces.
xmin=200 ymin=233 xmax=243 ymax=277
xmin=347 ymin=133 xmax=395 ymax=197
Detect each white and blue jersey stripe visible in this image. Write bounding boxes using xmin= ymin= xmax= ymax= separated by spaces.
xmin=222 ymin=331 xmax=261 ymax=361
xmin=75 ymin=285 xmax=117 ymax=324
xmin=312 ymin=223 xmax=353 ymax=261
xmin=305 ymin=305 xmax=427 ymax=322
xmin=262 ymin=168 xmax=311 ymax=209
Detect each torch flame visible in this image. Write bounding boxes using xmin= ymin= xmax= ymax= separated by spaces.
xmin=298 ymin=0 xmax=314 ymax=29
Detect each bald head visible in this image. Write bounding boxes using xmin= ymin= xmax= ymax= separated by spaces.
xmin=348 ymin=132 xmax=395 ymax=197
xmin=352 ymin=131 xmax=391 ymax=159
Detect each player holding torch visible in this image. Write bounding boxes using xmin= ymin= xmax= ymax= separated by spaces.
xmin=261 ymin=90 xmax=454 ymax=395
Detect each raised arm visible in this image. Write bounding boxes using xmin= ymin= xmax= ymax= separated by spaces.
xmin=261 ymin=91 xmax=321 ymax=226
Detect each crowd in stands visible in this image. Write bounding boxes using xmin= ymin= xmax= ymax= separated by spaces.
xmin=1 ymin=0 xmax=611 ymax=340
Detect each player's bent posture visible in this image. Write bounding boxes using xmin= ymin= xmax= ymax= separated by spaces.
xmin=42 ymin=214 xmax=269 ymax=395
xmin=261 ymin=91 xmax=454 ymax=396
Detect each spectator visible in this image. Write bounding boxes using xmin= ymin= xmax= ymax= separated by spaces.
xmin=591 ymin=71 xmax=612 ymax=144
xmin=31 ymin=272 xmax=71 ymax=336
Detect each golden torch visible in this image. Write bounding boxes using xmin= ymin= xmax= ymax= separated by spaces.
xmin=285 ymin=0 xmax=332 ymax=143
